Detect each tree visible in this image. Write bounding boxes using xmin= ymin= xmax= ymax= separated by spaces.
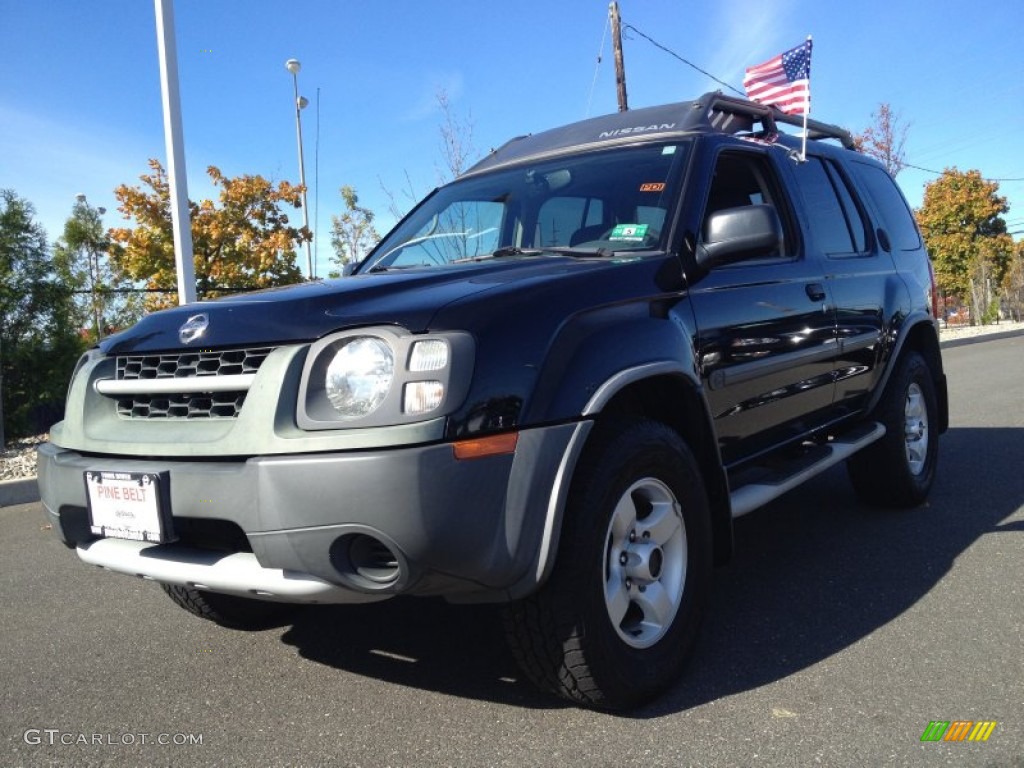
xmin=855 ymin=103 xmax=909 ymax=177
xmin=0 ymin=190 xmax=85 ymax=440
xmin=329 ymin=186 xmax=379 ymax=274
xmin=380 ymin=87 xmax=478 ymax=220
xmin=916 ymin=168 xmax=1013 ymax=324
xmin=1002 ymin=240 xmax=1024 ymax=322
xmin=435 ymin=87 xmax=477 ymax=183
xmin=109 ymin=159 xmax=308 ymax=311
xmin=53 ymin=197 xmax=142 ymax=343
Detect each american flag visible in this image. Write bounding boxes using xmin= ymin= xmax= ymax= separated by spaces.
xmin=743 ymin=39 xmax=812 ymax=115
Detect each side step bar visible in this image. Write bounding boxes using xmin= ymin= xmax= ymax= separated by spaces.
xmin=730 ymin=422 xmax=885 ymax=518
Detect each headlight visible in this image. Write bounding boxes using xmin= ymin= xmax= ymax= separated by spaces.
xmin=297 ymin=328 xmax=474 ymax=430
xmin=324 ymin=337 xmax=395 ymax=419
xmin=408 ymin=339 xmax=449 ymax=372
xmin=403 ymin=381 xmax=444 ymax=414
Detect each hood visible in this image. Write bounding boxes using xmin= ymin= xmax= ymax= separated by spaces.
xmin=100 ymin=258 xmax=617 ymax=354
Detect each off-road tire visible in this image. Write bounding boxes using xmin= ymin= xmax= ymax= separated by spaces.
xmin=160 ymin=583 xmax=295 ymax=630
xmin=503 ymin=419 xmax=712 ymax=710
xmin=847 ymin=350 xmax=939 ymax=507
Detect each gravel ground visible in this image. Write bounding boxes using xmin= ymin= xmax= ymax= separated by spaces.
xmin=2 ymin=320 xmax=1020 ymax=483
xmin=0 ymin=434 xmax=46 ymax=482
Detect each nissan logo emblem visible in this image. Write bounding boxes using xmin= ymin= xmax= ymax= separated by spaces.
xmin=178 ymin=313 xmax=209 ymax=345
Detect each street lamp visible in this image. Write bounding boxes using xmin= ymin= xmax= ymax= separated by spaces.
xmin=285 ymin=58 xmax=314 ymax=279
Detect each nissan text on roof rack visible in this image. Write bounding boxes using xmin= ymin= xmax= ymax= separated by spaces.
xmin=38 ymin=92 xmax=947 ymax=710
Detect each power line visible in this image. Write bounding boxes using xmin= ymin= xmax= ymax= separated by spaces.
xmin=617 ymin=20 xmax=1023 ymax=189
xmin=621 ymin=23 xmax=744 ymax=97
xmin=905 ymin=163 xmax=1024 ymax=182
xmin=585 ymin=14 xmax=610 ymax=116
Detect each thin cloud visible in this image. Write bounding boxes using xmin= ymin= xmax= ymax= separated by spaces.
xmin=403 ymin=71 xmax=465 ymax=122
xmin=702 ymin=0 xmax=800 ymax=94
xmin=0 ymin=103 xmax=193 ymax=241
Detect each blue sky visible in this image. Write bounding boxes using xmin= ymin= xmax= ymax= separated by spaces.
xmin=2 ymin=0 xmax=1022 ymax=278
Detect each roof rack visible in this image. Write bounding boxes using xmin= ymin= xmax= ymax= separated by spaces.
xmin=692 ymin=92 xmax=855 ymax=149
xmin=464 ymin=92 xmax=856 ymax=177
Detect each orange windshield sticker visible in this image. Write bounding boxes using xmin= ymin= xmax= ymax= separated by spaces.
xmin=639 ymin=182 xmax=666 ymax=192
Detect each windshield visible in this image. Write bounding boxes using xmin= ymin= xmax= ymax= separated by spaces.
xmin=361 ymin=141 xmax=690 ymax=272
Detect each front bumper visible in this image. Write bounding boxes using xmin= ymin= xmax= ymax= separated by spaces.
xmin=37 ymin=421 xmax=586 ymax=604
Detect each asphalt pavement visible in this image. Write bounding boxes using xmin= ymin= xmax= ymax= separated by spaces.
xmin=2 ymin=335 xmax=1022 ymax=767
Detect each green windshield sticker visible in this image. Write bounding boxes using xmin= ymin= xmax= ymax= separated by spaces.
xmin=608 ymin=224 xmax=649 ymax=242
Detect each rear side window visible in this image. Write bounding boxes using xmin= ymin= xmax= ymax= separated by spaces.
xmin=789 ymin=156 xmax=869 ymax=255
xmin=825 ymin=161 xmax=868 ymax=253
xmin=848 ymin=161 xmax=922 ymax=251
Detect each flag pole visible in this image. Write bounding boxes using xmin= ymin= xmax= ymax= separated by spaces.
xmin=801 ymin=35 xmax=812 ymax=161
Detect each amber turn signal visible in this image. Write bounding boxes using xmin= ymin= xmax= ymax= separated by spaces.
xmin=452 ymin=432 xmax=519 ymax=460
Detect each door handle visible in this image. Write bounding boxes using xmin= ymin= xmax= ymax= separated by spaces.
xmin=805 ymin=283 xmax=826 ymax=302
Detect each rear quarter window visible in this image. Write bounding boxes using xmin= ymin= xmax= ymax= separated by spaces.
xmin=848 ymin=161 xmax=922 ymax=251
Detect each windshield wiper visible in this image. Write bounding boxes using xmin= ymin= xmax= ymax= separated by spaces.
xmin=536 ymin=245 xmax=615 ymax=258
xmin=366 ymin=263 xmax=423 ymax=273
xmin=440 ymin=245 xmax=623 ymax=267
xmin=449 ymin=247 xmax=544 ymax=263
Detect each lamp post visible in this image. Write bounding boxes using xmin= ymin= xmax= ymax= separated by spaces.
xmin=285 ymin=58 xmax=314 ymax=279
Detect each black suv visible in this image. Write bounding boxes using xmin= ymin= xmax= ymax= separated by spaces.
xmin=38 ymin=93 xmax=948 ymax=710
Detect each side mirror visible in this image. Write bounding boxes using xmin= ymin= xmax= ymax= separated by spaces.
xmin=341 ymin=262 xmax=358 ymax=277
xmin=696 ymin=204 xmax=783 ymax=269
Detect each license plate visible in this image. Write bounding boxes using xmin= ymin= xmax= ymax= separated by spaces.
xmin=85 ymin=471 xmax=172 ymax=543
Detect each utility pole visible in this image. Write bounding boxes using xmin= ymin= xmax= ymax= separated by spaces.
xmin=609 ymin=1 xmax=628 ymax=112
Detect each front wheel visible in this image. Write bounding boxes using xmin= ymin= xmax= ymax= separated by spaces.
xmin=160 ymin=583 xmax=295 ymax=630
xmin=847 ymin=350 xmax=939 ymax=507
xmin=503 ymin=420 xmax=712 ymax=710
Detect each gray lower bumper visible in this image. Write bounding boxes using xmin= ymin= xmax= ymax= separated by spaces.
xmin=37 ymin=422 xmax=585 ymax=603
xmin=76 ymin=538 xmax=387 ymax=604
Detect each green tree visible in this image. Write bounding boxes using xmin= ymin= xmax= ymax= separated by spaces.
xmin=0 ymin=190 xmax=85 ymax=440
xmin=855 ymin=103 xmax=909 ymax=177
xmin=53 ymin=196 xmax=142 ymax=343
xmin=329 ymin=185 xmax=379 ymax=274
xmin=916 ymin=169 xmax=1013 ymax=324
xmin=109 ymin=159 xmax=308 ymax=311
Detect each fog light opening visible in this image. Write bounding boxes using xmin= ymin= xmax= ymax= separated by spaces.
xmin=331 ymin=534 xmax=402 ymax=588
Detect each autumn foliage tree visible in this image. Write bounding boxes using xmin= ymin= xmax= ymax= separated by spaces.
xmin=109 ymin=159 xmax=307 ymax=311
xmin=855 ymin=103 xmax=909 ymax=177
xmin=1002 ymin=240 xmax=1024 ymax=322
xmin=916 ymin=168 xmax=1013 ymax=324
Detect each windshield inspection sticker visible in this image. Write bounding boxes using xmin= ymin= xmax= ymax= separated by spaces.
xmin=608 ymin=224 xmax=649 ymax=242
xmin=639 ymin=182 xmax=666 ymax=192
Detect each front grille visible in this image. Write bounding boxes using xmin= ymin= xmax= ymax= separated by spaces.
xmin=106 ymin=346 xmax=275 ymax=419
xmin=117 ymin=347 xmax=274 ymax=380
xmin=116 ymin=392 xmax=246 ymax=419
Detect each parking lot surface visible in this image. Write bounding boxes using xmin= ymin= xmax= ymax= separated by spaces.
xmin=2 ymin=335 xmax=1022 ymax=767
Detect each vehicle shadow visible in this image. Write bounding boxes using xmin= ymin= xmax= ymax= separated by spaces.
xmin=281 ymin=595 xmax=558 ymax=709
xmin=280 ymin=426 xmax=1023 ymax=715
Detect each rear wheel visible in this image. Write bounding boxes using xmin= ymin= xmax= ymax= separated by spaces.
xmin=848 ymin=351 xmax=939 ymax=507
xmin=160 ymin=583 xmax=295 ymax=630
xmin=503 ymin=420 xmax=712 ymax=710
